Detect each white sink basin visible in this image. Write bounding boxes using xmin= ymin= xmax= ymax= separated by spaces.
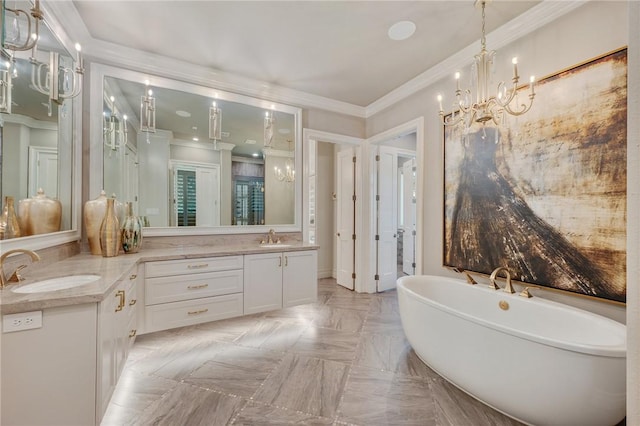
xmin=259 ymin=244 xmax=292 ymax=248
xmin=12 ymin=275 xmax=101 ymax=294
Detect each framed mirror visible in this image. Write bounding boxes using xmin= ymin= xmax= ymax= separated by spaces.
xmin=90 ymin=64 xmax=302 ymax=236
xmin=0 ymin=0 xmax=81 ymax=250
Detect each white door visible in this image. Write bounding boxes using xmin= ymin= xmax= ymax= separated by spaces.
xmin=28 ymin=146 xmax=58 ymax=198
xmin=376 ymin=146 xmax=398 ymax=291
xmin=336 ymin=147 xmax=356 ymax=290
xmin=196 ymin=166 xmax=220 ymax=226
xmin=402 ymin=158 xmax=416 ymax=275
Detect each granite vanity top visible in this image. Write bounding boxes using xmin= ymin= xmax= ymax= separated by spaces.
xmin=0 ymin=242 xmax=318 ymax=314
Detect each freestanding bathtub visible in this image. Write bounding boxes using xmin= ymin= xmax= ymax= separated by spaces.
xmin=397 ymin=275 xmax=626 ymax=426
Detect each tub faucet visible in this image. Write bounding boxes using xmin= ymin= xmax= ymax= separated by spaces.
xmin=452 ymin=267 xmax=477 ymax=284
xmin=0 ymin=249 xmax=41 ymax=288
xmin=489 ymin=266 xmax=514 ymax=293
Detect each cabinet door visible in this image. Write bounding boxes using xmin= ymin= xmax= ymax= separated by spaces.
xmin=244 ymin=252 xmax=283 ymax=314
xmin=283 ymin=250 xmax=318 ymax=307
xmin=97 ymin=285 xmax=121 ymax=420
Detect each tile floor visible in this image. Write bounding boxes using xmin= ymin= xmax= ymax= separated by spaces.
xmin=101 ymin=278 xmax=522 ymax=426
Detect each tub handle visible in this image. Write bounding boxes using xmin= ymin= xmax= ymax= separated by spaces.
xmin=520 ymin=287 xmax=533 ymax=298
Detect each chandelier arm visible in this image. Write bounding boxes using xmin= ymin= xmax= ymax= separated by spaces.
xmin=30 ymin=60 xmax=49 ymax=95
xmin=59 ymin=68 xmax=82 ymax=99
xmin=3 ymin=8 xmax=33 ymax=52
xmin=501 ymin=94 xmax=535 ymax=117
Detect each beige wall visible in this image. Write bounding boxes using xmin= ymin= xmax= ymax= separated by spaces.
xmin=303 ymin=108 xmax=365 ymax=139
xmin=366 ymin=1 xmax=637 ymax=421
xmin=316 ymin=142 xmax=335 ymax=278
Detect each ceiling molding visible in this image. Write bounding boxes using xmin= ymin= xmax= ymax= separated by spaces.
xmin=365 ymin=0 xmax=587 ymax=118
xmin=46 ymin=1 xmax=585 ymax=120
xmin=2 ymin=113 xmax=58 ymax=130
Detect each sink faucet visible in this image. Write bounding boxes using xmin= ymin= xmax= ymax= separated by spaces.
xmin=489 ymin=266 xmax=514 ymax=293
xmin=0 ymin=249 xmax=41 ymax=288
xmin=266 ymin=229 xmax=279 ymax=244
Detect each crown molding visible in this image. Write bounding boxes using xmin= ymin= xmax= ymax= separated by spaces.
xmin=46 ymin=0 xmax=585 ymax=120
xmin=2 ymin=114 xmax=58 ymax=130
xmin=365 ymin=0 xmax=588 ymax=118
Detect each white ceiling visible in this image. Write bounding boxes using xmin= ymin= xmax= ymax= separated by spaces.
xmin=71 ymin=1 xmax=541 ymax=108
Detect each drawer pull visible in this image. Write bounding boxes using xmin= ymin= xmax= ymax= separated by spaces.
xmin=129 ymin=274 xmax=137 ymax=280
xmin=285 ymin=256 xmax=288 ymax=267
xmin=187 ymin=263 xmax=209 ymax=270
xmin=187 ymin=284 xmax=209 ymax=290
xmin=187 ymin=308 xmax=209 ymax=316
xmin=129 ymin=299 xmax=137 ymax=306
xmin=115 ymin=290 xmax=125 ymax=312
xmin=129 ymin=329 xmax=137 ymax=338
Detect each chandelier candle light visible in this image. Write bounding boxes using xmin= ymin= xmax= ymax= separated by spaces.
xmin=140 ymin=80 xmax=156 ymax=133
xmin=437 ymin=0 xmax=535 ymax=127
xmin=264 ymin=110 xmax=275 ymax=147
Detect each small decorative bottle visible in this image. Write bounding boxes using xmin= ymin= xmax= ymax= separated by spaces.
xmin=121 ymin=202 xmax=143 ymax=253
xmin=99 ymin=198 xmax=120 ymax=257
xmin=2 ymin=196 xmax=22 ymax=239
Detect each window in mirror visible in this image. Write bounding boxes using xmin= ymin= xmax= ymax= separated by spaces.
xmin=101 ymin=74 xmax=299 ymax=231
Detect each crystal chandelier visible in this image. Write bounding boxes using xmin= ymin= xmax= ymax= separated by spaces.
xmin=437 ymin=0 xmax=535 ymax=127
xmin=274 ymin=139 xmax=295 ymax=182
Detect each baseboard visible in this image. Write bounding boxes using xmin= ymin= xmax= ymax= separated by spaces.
xmin=318 ymin=268 xmax=333 ymax=279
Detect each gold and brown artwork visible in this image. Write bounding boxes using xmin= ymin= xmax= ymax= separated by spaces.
xmin=443 ymin=48 xmax=627 ymax=303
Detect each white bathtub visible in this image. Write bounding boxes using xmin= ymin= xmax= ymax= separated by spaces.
xmin=397 ymin=275 xmax=626 ymax=426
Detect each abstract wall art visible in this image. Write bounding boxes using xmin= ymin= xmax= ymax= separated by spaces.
xmin=443 ymin=48 xmax=627 ymax=303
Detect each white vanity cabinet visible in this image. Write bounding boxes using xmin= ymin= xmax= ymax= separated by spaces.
xmin=97 ymin=267 xmax=138 ymax=421
xmin=244 ymin=250 xmax=317 ymax=314
xmin=143 ymin=255 xmax=244 ymax=333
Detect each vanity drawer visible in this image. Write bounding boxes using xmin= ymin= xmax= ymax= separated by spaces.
xmin=145 ymin=269 xmax=243 ymax=305
xmin=145 ymin=255 xmax=243 ymax=278
xmin=145 ymin=294 xmax=244 ymax=333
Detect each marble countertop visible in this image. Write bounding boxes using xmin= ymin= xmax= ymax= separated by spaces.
xmin=0 ymin=242 xmax=318 ymax=314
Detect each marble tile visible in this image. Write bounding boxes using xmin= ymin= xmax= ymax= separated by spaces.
xmin=232 ymin=401 xmax=334 ymax=425
xmin=362 ymin=311 xmax=405 ymax=335
xmin=184 ymin=344 xmax=283 ymax=397
xmin=291 ymin=326 xmax=360 ymax=363
xmin=141 ymin=339 xmax=222 ymax=380
xmin=108 ymin=368 xmax=178 ymax=412
xmin=429 ymin=377 xmax=522 ymax=426
xmin=312 ymin=306 xmax=367 ymax=333
xmin=325 ymin=293 xmax=374 ymax=311
xmin=354 ymin=332 xmax=408 ymax=371
xmin=133 ymin=382 xmax=246 ymax=426
xmin=101 ymin=403 xmax=140 ymax=426
xmin=368 ymin=294 xmax=400 ymax=315
xmin=234 ymin=319 xmax=309 ymax=352
xmin=253 ymin=354 xmax=350 ymax=418
xmin=337 ymin=365 xmax=437 ymax=426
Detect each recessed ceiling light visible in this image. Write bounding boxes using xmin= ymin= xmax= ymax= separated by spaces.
xmin=193 ymin=137 xmax=199 ymax=141
xmin=388 ymin=20 xmax=416 ymax=41
xmin=252 ymin=153 xmax=259 ymax=157
xmin=278 ymin=128 xmax=291 ymax=135
xmin=245 ymin=139 xmax=257 ymax=145
xmin=176 ymin=110 xmax=191 ymax=118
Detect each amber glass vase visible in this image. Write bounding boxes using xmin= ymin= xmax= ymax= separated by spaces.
xmin=121 ymin=202 xmax=143 ymax=253
xmin=99 ymin=198 xmax=120 ymax=257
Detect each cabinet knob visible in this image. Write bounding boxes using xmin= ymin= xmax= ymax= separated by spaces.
xmin=129 ymin=274 xmax=137 ymax=280
xmin=129 ymin=329 xmax=137 ymax=338
xmin=129 ymin=299 xmax=137 ymax=306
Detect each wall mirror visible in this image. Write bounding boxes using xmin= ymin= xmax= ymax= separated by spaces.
xmin=0 ymin=0 xmax=81 ymax=250
xmin=91 ymin=64 xmax=302 ymax=236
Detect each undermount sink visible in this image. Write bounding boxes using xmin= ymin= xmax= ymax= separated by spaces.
xmin=12 ymin=275 xmax=101 ymax=294
xmin=259 ymin=243 xmax=292 ymax=248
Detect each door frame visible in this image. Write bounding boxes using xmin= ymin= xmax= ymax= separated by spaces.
xmin=303 ymin=129 xmax=365 ymax=291
xmin=365 ymin=117 xmax=425 ymax=292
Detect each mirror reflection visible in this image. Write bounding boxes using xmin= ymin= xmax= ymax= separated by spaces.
xmin=102 ymin=76 xmax=298 ymax=228
xmin=1 ymin=1 xmax=77 ymax=238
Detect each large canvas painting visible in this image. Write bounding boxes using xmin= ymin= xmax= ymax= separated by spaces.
xmin=443 ymin=48 xmax=627 ymax=303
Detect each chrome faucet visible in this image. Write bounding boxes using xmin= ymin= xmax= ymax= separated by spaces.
xmin=0 ymin=249 xmax=41 ymax=288
xmin=489 ymin=266 xmax=514 ymax=293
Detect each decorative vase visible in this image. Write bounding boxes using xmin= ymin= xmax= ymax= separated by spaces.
xmin=18 ymin=188 xmax=62 ymax=236
xmin=84 ymin=190 xmax=108 ymax=255
xmin=99 ymin=198 xmax=120 ymax=257
xmin=1 ymin=196 xmax=21 ymax=239
xmin=121 ymin=202 xmax=143 ymax=254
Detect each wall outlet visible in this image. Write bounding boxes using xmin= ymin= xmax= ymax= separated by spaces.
xmin=3 ymin=311 xmax=43 ymax=333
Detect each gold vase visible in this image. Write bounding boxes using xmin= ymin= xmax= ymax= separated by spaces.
xmin=84 ymin=190 xmax=108 ymax=255
xmin=18 ymin=188 xmax=62 ymax=236
xmin=1 ymin=196 xmax=21 ymax=239
xmin=99 ymin=198 xmax=120 ymax=257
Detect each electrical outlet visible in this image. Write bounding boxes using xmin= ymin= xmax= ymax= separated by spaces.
xmin=3 ymin=311 xmax=42 ymax=333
